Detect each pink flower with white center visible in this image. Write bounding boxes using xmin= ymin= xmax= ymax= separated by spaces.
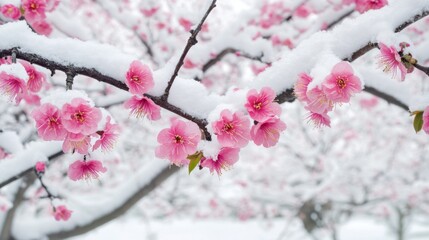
xmin=0 ymin=4 xmax=21 ymax=20
xmin=62 ymin=133 xmax=91 ymax=154
xmin=125 ymin=60 xmax=154 ymax=95
xmin=155 ymin=119 xmax=201 ymax=165
xmin=423 ymin=107 xmax=429 ymax=135
xmin=124 ymin=95 xmax=161 ymax=120
xmin=378 ymin=43 xmax=407 ymax=81
xmin=308 ymin=111 xmax=331 ymax=128
xmin=30 ymin=20 xmax=53 ymax=36
xmin=306 ymin=87 xmax=333 ymax=114
xmin=322 ymin=61 xmax=362 ymax=103
xmin=68 ymin=159 xmax=107 ymax=181
xmin=355 ymin=0 xmax=388 ymax=13
xmin=20 ymin=61 xmax=45 ymax=92
xmin=245 ymin=87 xmax=281 ymax=122
xmin=22 ymin=0 xmax=47 ymax=23
xmin=54 ymin=205 xmax=72 ymax=221
xmin=32 ymin=103 xmax=67 ymax=141
xmin=61 ymin=98 xmax=102 ymax=135
xmin=93 ymin=117 xmax=119 ymax=152
xmin=212 ymin=110 xmax=251 ymax=148
xmin=35 ymin=161 xmax=46 ymax=173
xmin=200 ymin=147 xmax=240 ymax=176
xmin=250 ymin=117 xmax=286 ymax=148
xmin=294 ymin=73 xmax=313 ymax=103
xmin=0 ymin=72 xmax=27 ymax=103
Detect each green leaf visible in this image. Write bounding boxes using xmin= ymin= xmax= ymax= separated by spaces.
xmin=413 ymin=112 xmax=424 ymax=133
xmin=188 ymin=151 xmax=203 ymax=174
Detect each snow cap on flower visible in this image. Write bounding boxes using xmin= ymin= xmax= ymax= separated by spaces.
xmin=200 ymin=147 xmax=240 ymax=176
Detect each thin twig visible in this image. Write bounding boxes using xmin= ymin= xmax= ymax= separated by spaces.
xmin=161 ymin=0 xmax=217 ymax=101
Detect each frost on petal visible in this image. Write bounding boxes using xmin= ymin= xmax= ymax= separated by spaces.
xmin=155 ymin=119 xmax=201 ymax=165
xmin=200 ymin=148 xmax=240 ymax=175
xmin=125 ymin=60 xmax=154 ymax=95
xmin=68 ymin=159 xmax=107 ymax=181
xmin=212 ymin=109 xmax=251 ymax=148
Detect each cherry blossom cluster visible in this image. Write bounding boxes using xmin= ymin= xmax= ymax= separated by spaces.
xmin=31 ymin=96 xmax=113 ymax=181
xmin=0 ymin=0 xmax=59 ymax=36
xmin=155 ymin=87 xmax=287 ymax=176
xmin=295 ymin=61 xmax=362 ymax=127
xmin=0 ymin=59 xmax=45 ymax=105
xmin=342 ymin=0 xmax=388 ymax=13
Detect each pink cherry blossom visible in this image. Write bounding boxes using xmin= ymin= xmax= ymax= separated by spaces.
xmin=125 ymin=60 xmax=154 ymax=95
xmin=35 ymin=161 xmax=46 ymax=173
xmin=124 ymin=95 xmax=161 ymax=120
xmin=250 ymin=117 xmax=287 ymax=148
xmin=355 ymin=0 xmax=388 ymax=13
xmin=0 ymin=72 xmax=27 ymax=103
xmin=20 ymin=61 xmax=45 ymax=92
xmin=61 ymin=98 xmax=102 ymax=135
xmin=93 ymin=117 xmax=120 ymax=152
xmin=62 ymin=133 xmax=91 ymax=154
xmin=294 ymin=73 xmax=313 ymax=103
xmin=30 ymin=20 xmax=53 ymax=36
xmin=322 ymin=61 xmax=362 ymax=103
xmin=155 ymin=119 xmax=201 ymax=165
xmin=32 ymin=103 xmax=67 ymax=141
xmin=245 ymin=87 xmax=281 ymax=122
xmin=68 ymin=159 xmax=107 ymax=181
xmin=0 ymin=4 xmax=21 ymax=20
xmin=179 ymin=17 xmax=192 ymax=31
xmin=19 ymin=92 xmax=41 ymax=106
xmin=378 ymin=43 xmax=407 ymax=81
xmin=54 ymin=205 xmax=72 ymax=221
xmin=141 ymin=7 xmax=159 ymax=17
xmin=212 ymin=110 xmax=251 ymax=148
xmin=306 ymin=87 xmax=333 ymax=114
xmin=423 ymin=107 xmax=429 ymax=135
xmin=200 ymin=147 xmax=240 ymax=176
xmin=308 ymin=111 xmax=331 ymax=128
xmin=22 ymin=0 xmax=47 ymax=23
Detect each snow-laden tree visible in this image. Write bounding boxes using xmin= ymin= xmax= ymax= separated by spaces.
xmin=0 ymin=0 xmax=429 ymax=239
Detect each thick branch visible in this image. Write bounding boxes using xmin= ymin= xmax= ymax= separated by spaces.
xmin=47 ymin=165 xmax=179 ymax=239
xmin=0 ymin=48 xmax=211 ymax=139
xmin=161 ymin=0 xmax=217 ymax=100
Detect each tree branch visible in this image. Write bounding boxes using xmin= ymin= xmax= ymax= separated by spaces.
xmin=161 ymin=0 xmax=217 ymax=101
